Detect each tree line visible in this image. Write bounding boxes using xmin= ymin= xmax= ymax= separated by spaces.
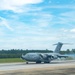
xmin=0 ymin=49 xmax=75 ymax=58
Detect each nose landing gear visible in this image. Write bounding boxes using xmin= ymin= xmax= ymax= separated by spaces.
xmin=26 ymin=62 xmax=28 ymax=64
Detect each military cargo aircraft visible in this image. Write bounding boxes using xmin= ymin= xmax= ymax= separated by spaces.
xmin=21 ymin=42 xmax=68 ymax=64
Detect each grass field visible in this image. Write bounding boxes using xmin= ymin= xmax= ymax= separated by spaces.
xmin=0 ymin=58 xmax=25 ymax=63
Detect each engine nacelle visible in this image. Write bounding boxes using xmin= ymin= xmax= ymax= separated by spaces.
xmin=40 ymin=54 xmax=48 ymax=59
xmin=51 ymin=55 xmax=58 ymax=60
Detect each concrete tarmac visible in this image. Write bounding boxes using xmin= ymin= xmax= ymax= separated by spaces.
xmin=0 ymin=60 xmax=75 ymax=75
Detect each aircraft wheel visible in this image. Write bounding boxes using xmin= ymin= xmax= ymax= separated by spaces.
xmin=26 ymin=62 xmax=28 ymax=64
xmin=44 ymin=61 xmax=50 ymax=63
xmin=36 ymin=61 xmax=41 ymax=64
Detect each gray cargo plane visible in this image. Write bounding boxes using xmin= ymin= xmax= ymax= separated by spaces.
xmin=21 ymin=42 xmax=68 ymax=64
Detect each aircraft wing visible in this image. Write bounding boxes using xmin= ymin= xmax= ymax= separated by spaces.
xmin=57 ymin=55 xmax=69 ymax=58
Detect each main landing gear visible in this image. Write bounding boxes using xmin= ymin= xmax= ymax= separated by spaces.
xmin=36 ymin=61 xmax=41 ymax=64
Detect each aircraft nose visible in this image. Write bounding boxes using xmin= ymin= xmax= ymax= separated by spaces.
xmin=21 ymin=54 xmax=25 ymax=60
xmin=21 ymin=56 xmax=24 ymax=59
xmin=24 ymin=55 xmax=28 ymax=60
xmin=21 ymin=54 xmax=28 ymax=60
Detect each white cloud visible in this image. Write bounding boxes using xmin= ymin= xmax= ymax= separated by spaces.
xmin=47 ymin=5 xmax=75 ymax=9
xmin=0 ymin=0 xmax=75 ymax=50
xmin=59 ymin=28 xmax=75 ymax=41
xmin=31 ymin=12 xmax=54 ymax=27
xmin=0 ymin=17 xmax=14 ymax=31
xmin=9 ymin=0 xmax=43 ymax=5
xmin=0 ymin=0 xmax=43 ymax=13
xmin=70 ymin=28 xmax=75 ymax=32
xmin=0 ymin=35 xmax=58 ymax=49
xmin=60 ymin=11 xmax=75 ymax=22
xmin=53 ymin=11 xmax=75 ymax=27
xmin=60 ymin=28 xmax=68 ymax=32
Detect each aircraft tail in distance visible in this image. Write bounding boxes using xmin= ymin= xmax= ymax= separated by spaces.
xmin=53 ymin=42 xmax=63 ymax=53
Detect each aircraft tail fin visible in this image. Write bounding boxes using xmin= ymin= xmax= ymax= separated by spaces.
xmin=53 ymin=42 xmax=71 ymax=53
xmin=53 ymin=42 xmax=63 ymax=53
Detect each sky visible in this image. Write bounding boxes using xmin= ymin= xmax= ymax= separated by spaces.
xmin=0 ymin=0 xmax=75 ymax=50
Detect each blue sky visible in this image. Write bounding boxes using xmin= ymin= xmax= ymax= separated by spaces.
xmin=0 ymin=0 xmax=75 ymax=50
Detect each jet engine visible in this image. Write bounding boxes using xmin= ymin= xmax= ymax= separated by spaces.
xmin=39 ymin=54 xmax=52 ymax=63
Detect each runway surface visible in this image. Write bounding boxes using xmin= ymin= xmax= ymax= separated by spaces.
xmin=0 ymin=60 xmax=75 ymax=72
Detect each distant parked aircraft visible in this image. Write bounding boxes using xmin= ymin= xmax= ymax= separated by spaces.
xmin=21 ymin=42 xmax=69 ymax=64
